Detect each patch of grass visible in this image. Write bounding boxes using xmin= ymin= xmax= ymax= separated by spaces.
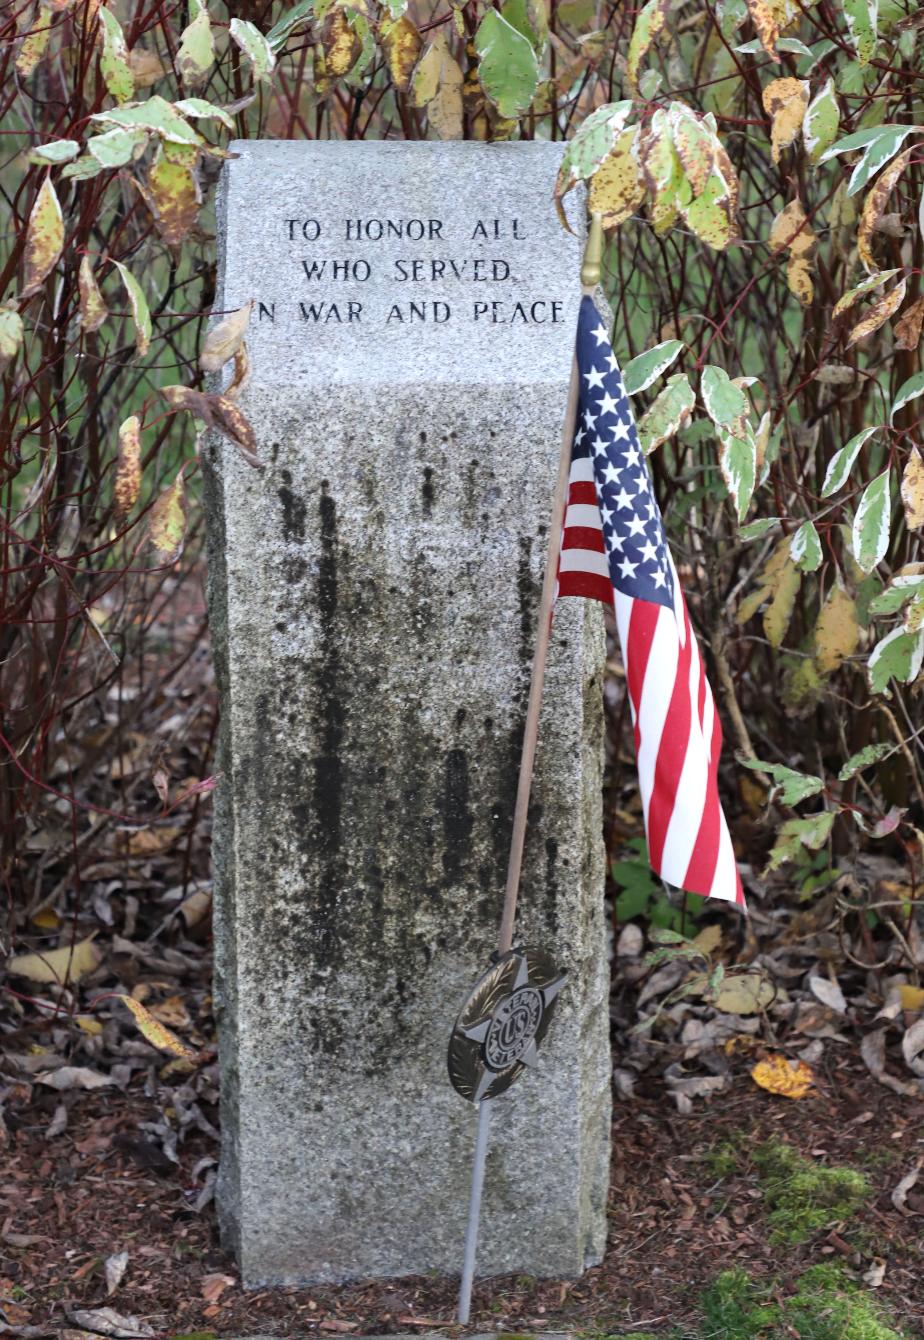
xmin=753 ymin=1138 xmax=870 ymax=1244
xmin=700 ymin=1269 xmax=778 ymax=1338
xmin=698 ymin=1265 xmax=908 ymax=1340
xmin=786 ymin=1264 xmax=905 ymax=1340
xmin=705 ymin=1136 xmax=742 ymax=1179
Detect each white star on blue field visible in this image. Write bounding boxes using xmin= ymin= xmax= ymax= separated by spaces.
xmin=574 ymin=296 xmax=675 ymax=611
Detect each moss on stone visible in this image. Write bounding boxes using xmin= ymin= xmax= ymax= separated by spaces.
xmin=753 ymin=1138 xmax=870 ymax=1244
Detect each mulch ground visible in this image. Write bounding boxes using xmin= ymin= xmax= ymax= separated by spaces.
xmin=3 ymin=1056 xmax=923 ymax=1338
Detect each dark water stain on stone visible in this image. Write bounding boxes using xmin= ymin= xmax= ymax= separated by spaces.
xmin=278 ymin=468 xmax=307 ymax=542
xmin=309 ymin=481 xmax=345 ymax=970
xmin=283 ymin=555 xmax=307 ymax=585
xmin=438 ymin=748 xmax=473 ymax=886
xmin=421 ymin=465 xmax=434 ymax=517
xmin=516 ymin=536 xmax=535 ymax=675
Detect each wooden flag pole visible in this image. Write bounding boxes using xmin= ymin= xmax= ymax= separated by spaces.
xmin=456 ymin=213 xmax=604 ymax=1328
xmin=497 ymin=211 xmax=603 ymax=957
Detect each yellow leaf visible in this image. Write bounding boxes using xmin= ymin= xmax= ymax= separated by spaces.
xmin=848 ymin=277 xmax=906 ymax=347
xmin=858 ymin=147 xmax=913 ymax=272
xmin=787 ymin=255 xmax=814 ymax=305
xmin=764 ymin=558 xmax=800 ymax=647
xmin=770 ymin=199 xmax=815 ymax=305
xmin=898 ymin=984 xmax=924 ymax=1012
xmin=114 ymin=415 xmax=141 ymax=520
xmin=692 ymin=924 xmax=723 ymax=955
xmin=8 ymin=937 xmax=100 ymax=985
xmin=900 ymin=448 xmax=924 ymax=531
xmin=814 ymin=584 xmax=859 ymax=673
xmin=129 ymin=45 xmax=168 ymax=89
xmin=140 ymin=144 xmax=201 ymax=249
xmin=745 ymin=0 xmax=781 ymax=59
xmin=31 ymin=908 xmax=60 ymax=930
xmin=770 ymin=198 xmax=811 ymax=254
xmin=714 ymin=973 xmax=776 ymax=1014
xmin=736 ymin=535 xmax=792 ymax=624
xmin=626 ymin=0 xmax=670 ymax=94
xmin=16 ymin=4 xmax=53 ymax=78
xmin=117 ymin=994 xmax=197 ymax=1060
xmin=322 ymin=4 xmax=362 ymax=77
xmin=895 ymin=295 xmax=924 ymax=352
xmin=412 ymin=36 xmax=441 ymax=105
xmin=76 ymin=1014 xmax=104 ymax=1036
xmin=78 ymin=255 xmax=108 ymax=333
xmin=200 ymin=300 xmax=253 ymax=373
xmin=589 ymin=127 xmax=645 ymax=229
xmin=148 ymin=470 xmax=188 ymax=563
xmin=751 ymin=1053 xmax=814 ymax=1099
xmin=177 ymin=0 xmax=214 ymax=90
xmin=98 ymin=6 xmax=135 ymax=104
xmin=380 ymin=15 xmax=422 ymax=94
xmin=762 ymin=77 xmax=808 ymax=164
xmin=414 ymin=33 xmax=464 ymax=140
xmin=21 ymin=176 xmax=64 ymax=298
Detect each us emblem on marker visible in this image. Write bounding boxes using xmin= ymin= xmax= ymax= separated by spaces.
xmin=448 ymin=946 xmax=567 ymax=1105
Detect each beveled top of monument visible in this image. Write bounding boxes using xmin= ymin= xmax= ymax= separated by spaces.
xmin=217 ymin=141 xmax=583 ymax=387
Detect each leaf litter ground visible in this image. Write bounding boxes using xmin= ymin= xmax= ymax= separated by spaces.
xmin=3 ymin=568 xmax=924 ymax=1338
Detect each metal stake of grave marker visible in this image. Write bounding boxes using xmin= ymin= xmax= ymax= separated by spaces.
xmin=451 ymin=212 xmax=604 ymax=1327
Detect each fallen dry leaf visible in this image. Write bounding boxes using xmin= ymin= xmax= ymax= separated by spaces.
xmin=69 ymin=1308 xmax=154 ymax=1339
xmin=863 ymin=1257 xmax=886 ymax=1288
xmin=891 ymin=1160 xmax=922 ymax=1214
xmin=117 ymin=994 xmax=198 ymax=1061
xmin=751 ymin=1053 xmax=814 ymax=1099
xmin=199 ymin=300 xmax=253 ymax=373
xmin=7 ymin=936 xmax=100 ymax=985
xmin=36 ymin=1066 xmax=115 ymax=1091
xmin=200 ymin=1271 xmax=236 ymax=1303
xmin=899 ymin=983 xmax=924 ymax=1012
xmin=105 ymin=1251 xmax=129 ymax=1296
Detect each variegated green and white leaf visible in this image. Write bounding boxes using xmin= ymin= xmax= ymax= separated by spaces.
xmin=868 ymin=569 xmax=924 ymax=616
xmin=622 ymin=340 xmax=684 ymax=396
xmin=852 ymin=468 xmax=891 ymax=573
xmin=891 ymin=371 xmax=924 ymax=423
xmin=868 ymin=625 xmax=924 ymax=693
xmin=843 ymin=0 xmax=878 ymax=65
xmin=821 ymin=426 xmax=879 ymax=497
xmin=701 ymin=364 xmax=748 ymax=426
xmin=555 ymin=101 xmax=635 ymax=207
xmin=111 ymin=260 xmax=152 ymax=357
xmin=637 ymin=373 xmax=695 ymax=454
xmin=28 ymin=139 xmax=80 ymax=165
xmin=717 ymin=420 xmax=757 ymax=520
xmin=229 ymin=18 xmax=277 ymax=82
xmin=791 ymin=519 xmax=823 ymax=572
xmin=803 ymin=78 xmax=838 ymax=162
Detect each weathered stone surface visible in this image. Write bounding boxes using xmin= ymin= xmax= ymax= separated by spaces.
xmin=205 ymin=141 xmax=610 ymax=1288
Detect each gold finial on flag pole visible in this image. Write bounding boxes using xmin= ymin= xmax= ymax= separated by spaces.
xmin=580 ymin=210 xmax=604 ymax=291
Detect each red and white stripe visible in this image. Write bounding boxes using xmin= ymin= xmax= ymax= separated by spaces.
xmin=557 ymin=455 xmax=613 ymax=605
xmin=557 ymin=461 xmax=744 ymax=909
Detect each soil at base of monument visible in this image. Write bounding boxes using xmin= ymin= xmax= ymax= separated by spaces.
xmin=3 ymin=1060 xmax=923 ymax=1340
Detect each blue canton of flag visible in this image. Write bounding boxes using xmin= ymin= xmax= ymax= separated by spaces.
xmin=573 ymin=305 xmax=675 ymax=609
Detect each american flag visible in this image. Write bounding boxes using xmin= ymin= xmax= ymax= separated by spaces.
xmin=557 ymin=296 xmax=745 ymax=909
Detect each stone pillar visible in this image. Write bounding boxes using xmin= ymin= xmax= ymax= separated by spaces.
xmin=204 ymin=141 xmax=610 ymax=1287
